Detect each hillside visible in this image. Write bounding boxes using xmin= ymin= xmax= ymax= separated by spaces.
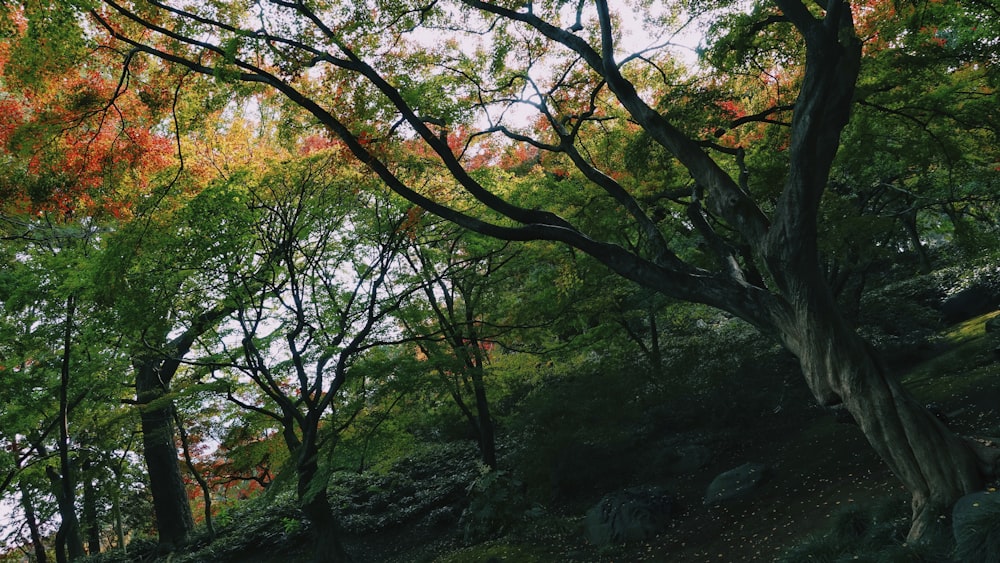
xmin=87 ymin=304 xmax=1000 ymax=563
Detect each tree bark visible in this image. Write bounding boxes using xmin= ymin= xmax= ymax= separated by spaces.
xmin=296 ymin=437 xmax=350 ymax=563
xmin=174 ymin=409 xmax=215 ymax=537
xmin=20 ymin=481 xmax=48 ymax=563
xmin=47 ymin=466 xmax=84 ymax=563
xmin=55 ymin=295 xmax=86 ymax=561
xmin=135 ymin=357 xmax=195 ymax=548
xmin=770 ymin=273 xmax=984 ymax=542
xmin=82 ymin=462 xmax=102 ymax=554
xmin=469 ymin=365 xmax=498 ymax=469
xmin=901 ymin=209 xmax=932 ymax=273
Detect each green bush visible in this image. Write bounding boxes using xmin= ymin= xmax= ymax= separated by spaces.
xmin=459 ymin=467 xmax=534 ymax=544
xmin=328 ymin=441 xmax=479 ymax=534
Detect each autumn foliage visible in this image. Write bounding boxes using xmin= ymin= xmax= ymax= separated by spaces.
xmin=0 ymin=17 xmax=173 ymax=220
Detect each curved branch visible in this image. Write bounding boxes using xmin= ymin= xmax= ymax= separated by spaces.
xmin=467 ymin=0 xmax=771 ymax=246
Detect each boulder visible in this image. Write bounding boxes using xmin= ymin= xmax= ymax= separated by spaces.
xmin=952 ymin=490 xmax=1000 ymax=562
xmin=584 ymin=486 xmax=675 ymax=546
xmin=704 ymin=462 xmax=772 ymax=505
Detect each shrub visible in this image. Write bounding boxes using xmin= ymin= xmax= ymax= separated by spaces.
xmin=459 ymin=467 xmax=534 ymax=544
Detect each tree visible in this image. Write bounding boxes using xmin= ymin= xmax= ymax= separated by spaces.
xmin=828 ymin=0 xmax=1000 ymax=276
xmin=96 ymin=180 xmax=262 ymax=548
xmin=81 ymin=0 xmax=1000 ymax=540
xmin=0 ymin=216 xmax=133 ymax=561
xmin=398 ymin=224 xmax=515 ymax=469
xmin=90 ymin=103 xmax=297 ymax=548
xmin=197 ymin=152 xmax=416 ymax=562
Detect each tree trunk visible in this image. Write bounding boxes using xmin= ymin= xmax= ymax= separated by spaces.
xmin=469 ymin=366 xmax=498 ymax=470
xmin=901 ymin=210 xmax=931 ymax=273
xmin=296 ymin=437 xmax=350 ymax=563
xmin=20 ymin=481 xmax=48 ymax=563
xmin=82 ymin=465 xmax=102 ymax=554
xmin=55 ymin=296 xmax=86 ymax=561
xmin=135 ymin=358 xmax=195 ymax=549
xmin=174 ymin=409 xmax=215 ymax=537
xmin=772 ymin=281 xmax=984 ymax=542
xmin=46 ymin=466 xmax=84 ymax=563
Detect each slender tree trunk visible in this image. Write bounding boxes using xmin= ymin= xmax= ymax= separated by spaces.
xmin=174 ymin=409 xmax=215 ymax=537
xmin=82 ymin=464 xmax=102 ymax=554
xmin=20 ymin=481 xmax=48 ymax=563
xmin=46 ymin=466 xmax=84 ymax=563
xmin=135 ymin=358 xmax=195 ymax=549
xmin=647 ymin=305 xmax=664 ymax=377
xmin=112 ymin=472 xmax=126 ymax=553
xmin=469 ymin=366 xmax=497 ymax=469
xmin=56 ymin=296 xmax=85 ymax=561
xmin=901 ymin=210 xmax=931 ymax=273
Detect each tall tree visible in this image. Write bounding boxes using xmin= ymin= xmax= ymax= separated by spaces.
xmin=84 ymin=0 xmax=1000 ymax=540
xmin=1 ymin=6 xmax=186 ymax=553
xmin=199 ymin=152 xmax=415 ymax=562
xmin=91 ymin=103 xmax=292 ymax=548
xmin=399 ymin=225 xmax=516 ymax=469
xmin=0 ymin=217 xmax=117 ymax=561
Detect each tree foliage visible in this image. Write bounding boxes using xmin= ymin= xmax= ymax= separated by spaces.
xmin=1 ymin=0 xmax=999 ymax=559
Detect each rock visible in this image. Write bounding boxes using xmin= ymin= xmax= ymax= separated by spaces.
xmin=584 ymin=486 xmax=675 ymax=546
xmin=952 ymin=490 xmax=1000 ymax=562
xmin=704 ymin=463 xmax=772 ymax=505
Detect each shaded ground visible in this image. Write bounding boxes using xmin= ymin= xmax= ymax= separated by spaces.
xmin=386 ymin=312 xmax=999 ymax=562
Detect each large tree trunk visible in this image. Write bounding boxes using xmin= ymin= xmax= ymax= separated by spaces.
xmin=135 ymin=358 xmax=195 ymax=548
xmin=772 ymin=274 xmax=985 ymax=542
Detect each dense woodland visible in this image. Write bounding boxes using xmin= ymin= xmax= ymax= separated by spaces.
xmin=0 ymin=1 xmax=999 ymax=561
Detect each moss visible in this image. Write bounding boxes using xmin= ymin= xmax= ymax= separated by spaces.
xmin=942 ymin=311 xmax=999 ymax=342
